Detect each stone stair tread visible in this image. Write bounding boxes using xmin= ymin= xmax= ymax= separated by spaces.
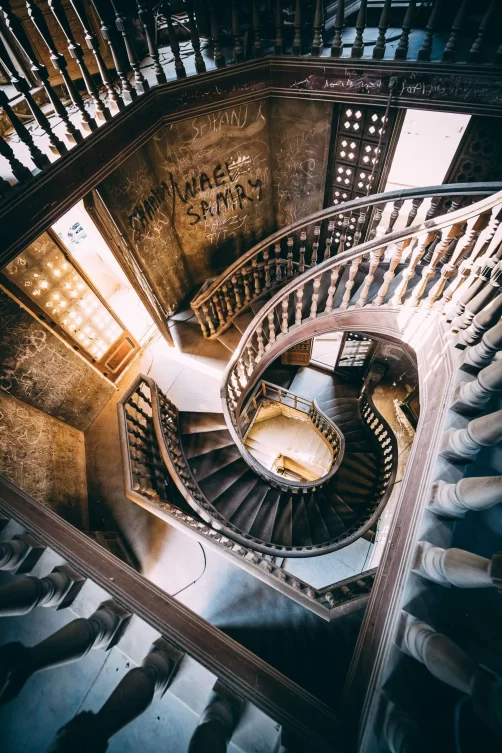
xmin=183 ymin=428 xmax=235 ymax=459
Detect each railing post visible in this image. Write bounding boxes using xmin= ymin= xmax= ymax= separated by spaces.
xmin=452 ymin=261 xmax=502 ymax=333
xmin=292 ymin=0 xmax=302 ymax=55
xmin=0 ymin=600 xmax=131 ymax=704
xmin=439 ymin=409 xmax=502 ymax=462
xmin=188 ymin=681 xmax=243 ymax=753
xmin=207 ymin=0 xmax=226 ymax=68
xmin=49 ymin=639 xmax=182 ymax=752
xmin=413 ymin=541 xmax=500 ymax=589
xmin=429 ymin=476 xmax=502 ymax=518
xmin=0 ymin=133 xmax=33 ymax=183
xmin=162 ymin=0 xmax=188 ymax=79
xmin=0 ymin=565 xmax=84 ymax=616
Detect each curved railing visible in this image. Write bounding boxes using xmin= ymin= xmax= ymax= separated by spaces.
xmin=1 ymin=2 xmax=500 ymax=203
xmin=190 ymin=184 xmax=502 ymax=339
xmin=221 ymin=187 xmax=502 ymax=428
xmin=240 ymin=379 xmax=346 ymax=485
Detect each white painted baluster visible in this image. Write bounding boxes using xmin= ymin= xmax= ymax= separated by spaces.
xmin=461 ymin=318 xmax=502 ymax=373
xmin=325 ymin=268 xmax=342 ymax=314
xmin=201 ymin=303 xmax=216 ymax=336
xmin=246 ymin=343 xmax=255 ymax=376
xmin=368 ymin=204 xmax=385 ymax=240
xmin=267 ymin=311 xmax=276 ymax=346
xmin=243 ymin=268 xmax=252 ymax=303
xmin=413 ymin=541 xmax=499 ymax=589
xmin=373 ymin=241 xmax=406 ymax=306
xmin=451 ymin=359 xmax=502 ymax=414
xmin=310 ymin=275 xmax=322 ymax=318
xmin=390 ymin=231 xmax=436 ymax=306
xmin=409 ymin=224 xmax=463 ymax=307
xmin=252 ymin=259 xmax=261 ymax=297
xmin=295 ymin=285 xmax=304 ymax=326
xmin=429 ymin=476 xmax=502 ymax=518
xmin=281 ymin=298 xmax=289 ymax=333
xmin=356 ymin=246 xmax=385 ymax=308
xmin=440 ymin=409 xmax=502 ymax=462
xmin=256 ymin=323 xmax=265 ymax=361
xmin=340 ymin=258 xmax=360 ymax=310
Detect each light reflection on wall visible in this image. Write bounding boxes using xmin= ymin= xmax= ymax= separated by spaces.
xmin=5 ymin=236 xmax=123 ymax=361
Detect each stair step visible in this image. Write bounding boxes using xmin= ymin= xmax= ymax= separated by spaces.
xmin=316 ymin=497 xmax=348 ymax=537
xmin=272 ymin=496 xmax=293 ymax=547
xmin=319 ymin=396 xmax=359 ymax=411
xmin=179 ymin=412 xmax=227 ymax=434
xmin=217 ymin=325 xmax=243 ymax=354
xmin=198 ymin=458 xmax=250 ymax=502
xmin=183 ymin=428 xmax=234 ymax=459
xmin=304 ymin=493 xmax=331 ymax=544
xmin=233 ymin=309 xmax=256 ymax=334
xmin=291 ymin=496 xmax=312 ymax=547
xmin=211 ymin=471 xmax=260 ymax=518
xmin=250 ymin=295 xmax=271 ymax=316
xmin=229 ymin=482 xmax=271 ymax=532
xmin=328 ymin=492 xmax=358 ymax=523
xmin=332 ymin=418 xmax=363 ymax=434
xmin=342 ymin=453 xmax=378 ymax=478
xmin=249 ymin=489 xmax=282 ymax=542
xmin=189 ymin=444 xmax=242 ymax=481
xmin=337 ymin=466 xmax=375 ymax=490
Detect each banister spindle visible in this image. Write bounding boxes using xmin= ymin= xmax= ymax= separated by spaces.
xmin=385 ymin=199 xmax=405 ymax=234
xmin=373 ymin=243 xmax=404 ymax=306
xmin=293 ymin=0 xmax=302 ymax=55
xmin=440 ymin=408 xmax=502 ymax=462
xmin=382 ymin=703 xmax=426 ymax=753
xmin=324 ymin=220 xmax=335 ymax=260
xmin=451 ymin=359 xmax=502 ymax=415
xmin=91 ymin=0 xmax=135 ymax=102
xmin=368 ymin=204 xmax=385 ymax=240
xmin=311 ymin=225 xmax=320 ymax=265
xmin=281 ymin=298 xmax=289 ymax=333
xmin=340 ymin=257 xmax=361 ymax=310
xmin=405 ymin=197 xmax=424 ymax=227
xmin=453 ymin=260 xmax=502 ymax=333
xmin=185 ymin=0 xmax=206 ymax=73
xmin=351 ymin=0 xmax=367 ymax=58
xmin=0 ymin=565 xmax=84 ymax=616
xmin=0 ymin=133 xmax=33 ymax=184
xmin=137 ymin=0 xmax=167 ymax=84
xmin=274 ymin=0 xmax=283 ymax=54
xmin=0 ymin=8 xmax=69 ymax=154
xmin=48 ymin=0 xmax=111 ymax=122
xmin=425 ymin=222 xmax=470 ymax=309
xmin=442 ymin=0 xmax=468 ymax=63
xmin=311 ymin=0 xmax=324 ymax=56
xmin=110 ymin=0 xmax=150 ymax=93
xmin=331 ymin=0 xmax=344 ymax=57
xmin=286 ymin=237 xmax=294 ymax=277
xmin=429 ymin=476 xmax=502 ymax=518
xmin=414 ymin=542 xmax=501 ymax=590
xmin=0 ymin=533 xmax=45 ymax=573
xmin=373 ymin=0 xmax=391 ymax=59
xmin=25 ymin=0 xmax=97 ymax=133
xmin=356 ymin=246 xmax=385 ymax=308
xmin=409 ymin=224 xmax=463 ymax=307
xmin=468 ymin=0 xmax=495 ymax=63
xmin=395 ymin=0 xmax=417 ymax=60
xmin=324 ymin=267 xmax=342 ymax=314
xmin=50 ymin=639 xmax=182 ymax=752
xmin=310 ymin=275 xmax=322 ymax=318
xmin=0 ymin=89 xmax=49 ymax=169
xmin=417 ymin=0 xmax=443 ymax=62
xmin=390 ymin=231 xmax=436 ymax=305
xmin=0 ymin=600 xmax=130 ymax=704
xmin=162 ymin=0 xmax=187 ymax=79
xmin=69 ymin=0 xmax=123 ymax=111
xmin=188 ymin=681 xmax=243 ymax=753
xmin=252 ymin=0 xmax=263 ymax=57
xmin=299 ymin=231 xmax=306 ymax=272
xmin=295 ymin=285 xmax=304 ymax=325
xmin=267 ymin=310 xmax=276 ymax=345
xmin=207 ymin=0 xmax=226 ymax=67
xmin=275 ymin=243 xmax=282 ymax=282
xmin=461 ymin=318 xmax=502 ymax=373
xmin=231 ymin=0 xmax=244 ymax=63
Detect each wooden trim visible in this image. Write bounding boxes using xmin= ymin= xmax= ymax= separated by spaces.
xmin=0 ymin=473 xmax=345 ymax=753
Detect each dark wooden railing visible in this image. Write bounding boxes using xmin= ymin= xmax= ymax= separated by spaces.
xmin=1 ymin=1 xmax=501 ymax=201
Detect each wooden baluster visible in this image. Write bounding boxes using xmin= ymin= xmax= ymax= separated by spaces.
xmin=201 ymin=303 xmax=216 ymax=335
xmin=429 ymin=475 xmax=502 ymax=518
xmin=418 ymin=0 xmax=443 ymax=61
xmin=338 ymin=215 xmax=350 ymax=253
xmin=185 ymin=0 xmax=206 ymax=73
xmin=310 ymin=275 xmax=322 ymax=318
xmin=274 ymin=0 xmax=283 ymax=53
xmin=243 ymin=268 xmax=252 ymax=302
xmin=462 ymin=319 xmax=502 ymax=374
xmin=267 ymin=311 xmax=276 ymax=345
xmin=426 ymin=224 xmax=471 ymax=309
xmin=324 ymin=220 xmax=335 ymax=260
xmin=286 ymin=237 xmax=294 ymax=277
xmin=246 ymin=343 xmax=254 ymax=376
xmin=0 ymin=565 xmax=83 ymax=616
xmin=340 ymin=257 xmax=361 ymax=309
xmin=457 ymin=293 xmax=502 ymax=352
xmin=69 ymin=0 xmax=124 ymax=111
xmin=188 ymin=682 xmax=243 ymax=753
xmin=0 ymin=533 xmax=44 ymax=573
xmin=405 ymin=197 xmax=424 ymax=227
xmin=0 ymin=8 xmax=69 ymax=153
xmin=0 ymin=600 xmax=130 ymax=704
xmin=311 ymin=0 xmax=324 ymax=56
xmin=409 ymin=224 xmax=463 ymax=307
xmin=324 ymin=267 xmax=342 ymax=314
xmin=162 ymin=0 xmax=187 ymax=79
xmin=48 ymin=0 xmax=111 ymax=122
xmin=192 ymin=307 xmax=208 ymax=337
xmin=373 ymin=0 xmax=391 ymax=59
xmin=441 ymin=0 xmax=468 ymax=62
xmin=368 ymin=204 xmax=384 ymax=240
xmin=293 ymin=0 xmax=302 ymax=55
xmin=330 ymin=0 xmax=345 ymax=57
xmin=233 ymin=274 xmax=243 ymax=308
xmin=263 ymin=249 xmax=271 ymax=288
xmin=434 ymin=217 xmax=488 ymax=312
xmin=26 ymin=0 xmax=97 ymax=133
xmin=351 ymin=0 xmax=367 ymax=58
xmin=252 ymin=259 xmax=261 ymax=297
xmin=311 ymin=225 xmax=320 ymax=265
xmin=358 ymin=246 xmax=385 ymax=307
xmin=91 ymin=0 xmax=135 ymax=102
xmin=385 ymin=199 xmax=404 ymax=234
xmin=395 ymin=0 xmax=417 ymax=60
xmin=468 ymin=0 xmax=495 ymax=63
xmin=453 ymin=261 xmax=502 ymax=334
xmin=452 ymin=359 xmax=502 ymax=414
xmin=0 ymin=133 xmax=33 ymax=183
xmin=440 ymin=408 xmax=502 ymax=462
xmin=237 ymin=357 xmax=246 ymax=386
xmin=295 ymin=285 xmax=304 ymax=325
xmin=222 ymin=283 xmax=233 ymax=317
xmin=136 ymin=0 xmax=167 ymax=84
xmin=231 ymin=0 xmax=244 ymax=63
xmin=109 ymin=0 xmax=150 ymax=93
xmin=415 ymin=541 xmax=500 ymax=590
xmin=275 ymin=243 xmax=282 ymax=282
xmin=51 ymin=639 xmax=181 ymax=752
xmin=251 ymin=0 xmax=263 ymax=57
xmin=0 ymin=90 xmax=48 ymax=170
xmin=390 ymin=231 xmax=436 ymax=305
xmin=352 ymin=208 xmax=367 ymax=247
xmin=281 ymin=298 xmax=289 ymax=333
xmin=256 ymin=323 xmax=265 ymax=360
xmin=298 ymin=231 xmax=306 ymax=272
xmin=425 ymin=195 xmax=441 ymax=220
xmin=207 ymin=0 xmax=226 ymax=67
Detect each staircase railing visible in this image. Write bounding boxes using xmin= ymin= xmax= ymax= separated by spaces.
xmin=0 ymin=474 xmax=345 ymax=752
xmin=240 ymin=379 xmax=345 ymax=482
xmin=191 ymin=184 xmax=502 ymax=339
xmin=118 ymin=373 xmax=376 ymax=617
xmin=1 ymin=2 xmax=501 ymax=204
xmin=221 ymin=187 xmax=502 ymax=427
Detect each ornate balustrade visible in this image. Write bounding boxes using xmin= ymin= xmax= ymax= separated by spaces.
xmin=0 ymin=475 xmax=344 ymax=752
xmin=1 ymin=1 xmax=501 ymax=207
xmin=117 ymin=374 xmax=376 ymax=619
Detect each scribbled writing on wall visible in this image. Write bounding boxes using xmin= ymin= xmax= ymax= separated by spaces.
xmin=128 ymin=158 xmax=264 ymax=238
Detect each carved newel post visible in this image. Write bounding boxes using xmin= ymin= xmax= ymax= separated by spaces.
xmin=49 ymin=638 xmax=183 ymax=752
xmin=188 ymin=681 xmax=243 ymax=753
xmin=0 ymin=600 xmax=130 ymax=704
